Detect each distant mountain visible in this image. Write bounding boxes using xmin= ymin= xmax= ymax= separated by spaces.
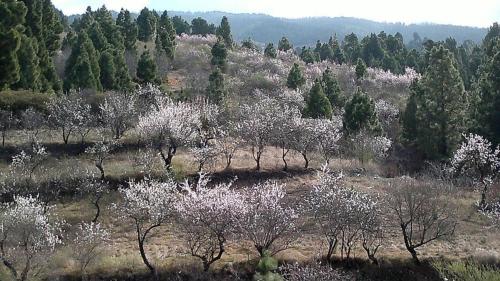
xmin=68 ymin=11 xmax=488 ymax=46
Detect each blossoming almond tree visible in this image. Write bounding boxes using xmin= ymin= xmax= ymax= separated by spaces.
xmin=176 ymin=173 xmax=246 ymax=271
xmin=450 ymin=134 xmax=500 ymax=208
xmin=73 ymin=222 xmax=110 ymax=280
xmin=137 ymin=98 xmax=201 ymax=170
xmin=115 ymin=179 xmax=179 ymax=274
xmin=238 ymin=181 xmax=298 ymax=257
xmin=0 ymin=196 xmax=63 ymax=281
xmin=100 ymin=91 xmax=137 ymax=139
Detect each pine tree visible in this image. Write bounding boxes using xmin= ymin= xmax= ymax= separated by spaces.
xmin=305 ymin=79 xmax=333 ymax=119
xmin=172 ymin=16 xmax=190 ymax=35
xmin=64 ymin=31 xmax=101 ymax=91
xmin=362 ymin=33 xmax=384 ymax=66
xmin=137 ymin=8 xmax=156 ymax=42
xmin=216 ymin=16 xmax=233 ymax=49
xmin=206 ymin=68 xmax=226 ymax=105
xmin=211 ymin=38 xmax=228 ymax=72
xmin=88 ymin=22 xmax=108 ymax=51
xmin=0 ymin=0 xmax=27 ymax=89
xmin=300 ymin=48 xmax=318 ymax=64
xmin=94 ymin=5 xmax=123 ymax=49
xmin=157 ymin=11 xmax=176 ymax=60
xmin=113 ymin=48 xmax=132 ymax=91
xmin=286 ymin=63 xmax=305 ymax=90
xmin=264 ymin=43 xmax=277 ymax=58
xmin=355 ymin=58 xmax=367 ymax=80
xmin=13 ymin=34 xmax=41 ymax=90
xmin=342 ymin=33 xmax=360 ymax=63
xmin=116 ymin=9 xmax=138 ymax=51
xmin=414 ymin=45 xmax=467 ymax=159
xmin=137 ymin=50 xmax=159 ymax=84
xmin=99 ymin=49 xmax=116 ymax=90
xmin=191 ymin=17 xmax=213 ymax=36
xmin=343 ymin=87 xmax=380 ymax=134
xmin=401 ymin=83 xmax=419 ymax=144
xmin=322 ymin=67 xmax=344 ymax=108
xmin=278 ymin=37 xmax=293 ymax=52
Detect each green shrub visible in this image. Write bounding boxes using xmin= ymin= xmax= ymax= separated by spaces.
xmin=0 ymin=90 xmax=53 ymax=113
xmin=433 ymin=260 xmax=500 ymax=281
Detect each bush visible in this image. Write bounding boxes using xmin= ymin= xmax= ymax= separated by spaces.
xmin=0 ymin=90 xmax=53 ymax=113
xmin=433 ymin=260 xmax=500 ymax=281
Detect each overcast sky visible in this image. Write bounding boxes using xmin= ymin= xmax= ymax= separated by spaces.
xmin=52 ymin=0 xmax=500 ymax=27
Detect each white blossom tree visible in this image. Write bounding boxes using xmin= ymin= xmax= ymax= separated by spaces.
xmin=387 ymin=177 xmax=457 ymax=264
xmin=77 ymin=175 xmax=109 ymax=223
xmin=374 ymin=99 xmax=400 ymax=139
xmin=85 ymin=138 xmax=118 ymax=180
xmin=137 ymin=98 xmax=201 ymax=170
xmin=176 ymin=173 xmax=246 ymax=271
xmin=48 ymin=90 xmax=92 ymax=144
xmin=237 ymin=96 xmax=282 ymax=170
xmin=0 ymin=110 xmax=17 ymax=147
xmin=9 ymin=142 xmax=48 ymax=185
xmin=190 ymin=100 xmax=221 ymax=172
xmin=308 ymin=168 xmax=381 ymax=262
xmin=238 ymin=181 xmax=298 ymax=257
xmin=20 ymin=108 xmax=46 ymax=144
xmin=114 ymin=179 xmax=179 ymax=274
xmin=315 ymin=117 xmax=343 ymax=165
xmin=350 ymin=130 xmax=392 ymax=165
xmin=450 ymin=134 xmax=500 ymax=208
xmin=0 ymin=196 xmax=63 ymax=281
xmin=269 ymin=103 xmax=302 ymax=171
xmin=292 ymin=118 xmax=322 ymax=169
xmin=73 ymin=222 xmax=110 ymax=280
xmin=100 ymin=91 xmax=137 ymax=139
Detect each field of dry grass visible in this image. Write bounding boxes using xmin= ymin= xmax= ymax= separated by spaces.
xmin=1 ymin=127 xmax=499 ymax=281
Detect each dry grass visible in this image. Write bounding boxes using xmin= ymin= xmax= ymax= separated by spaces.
xmin=1 ymin=129 xmax=499 ymax=279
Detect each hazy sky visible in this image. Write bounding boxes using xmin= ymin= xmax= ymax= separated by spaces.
xmin=52 ymin=0 xmax=500 ymax=27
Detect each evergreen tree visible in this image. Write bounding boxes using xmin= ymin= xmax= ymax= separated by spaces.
xmin=38 ymin=44 xmax=61 ymax=92
xmin=343 ymin=87 xmax=380 ymax=134
xmin=216 ymin=16 xmax=233 ymax=49
xmin=172 ymin=16 xmax=190 ymax=35
xmin=300 ymin=48 xmax=318 ymax=64
xmin=361 ymin=33 xmax=384 ymax=66
xmin=14 ymin=34 xmax=41 ymax=90
xmin=342 ymin=33 xmax=360 ymax=63
xmin=137 ymin=8 xmax=156 ymax=42
xmin=137 ymin=50 xmax=159 ymax=84
xmin=305 ymin=79 xmax=333 ymax=119
xmin=483 ymin=22 xmax=499 ymax=57
xmin=113 ymin=48 xmax=132 ymax=91
xmin=286 ymin=63 xmax=305 ymax=90
xmin=191 ymin=17 xmax=214 ymax=36
xmin=0 ymin=0 xmax=27 ymax=89
xmin=99 ymin=49 xmax=116 ymax=90
xmin=264 ymin=43 xmax=277 ymax=58
xmin=206 ymin=68 xmax=226 ymax=105
xmin=116 ymin=9 xmax=137 ymax=51
xmin=319 ymin=43 xmax=334 ymax=61
xmin=94 ymin=6 xmax=123 ymax=49
xmin=64 ymin=31 xmax=101 ymax=91
xmin=157 ymin=11 xmax=176 ymax=60
xmin=211 ymin=38 xmax=228 ymax=72
xmin=88 ymin=22 xmax=108 ymax=51
xmin=355 ymin=58 xmax=367 ymax=80
xmin=278 ymin=37 xmax=293 ymax=52
xmin=401 ymin=83 xmax=419 ymax=144
xmin=322 ymin=67 xmax=344 ymax=108
xmin=413 ymin=45 xmax=467 ymax=159
xmin=241 ymin=38 xmax=258 ymax=51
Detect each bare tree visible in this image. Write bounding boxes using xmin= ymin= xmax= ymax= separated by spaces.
xmin=0 ymin=110 xmax=17 ymax=147
xmin=386 ymin=177 xmax=457 ymax=264
xmin=85 ymin=138 xmax=117 ymax=180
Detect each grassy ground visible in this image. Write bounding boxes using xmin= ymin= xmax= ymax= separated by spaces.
xmin=0 ymin=129 xmax=499 ymax=280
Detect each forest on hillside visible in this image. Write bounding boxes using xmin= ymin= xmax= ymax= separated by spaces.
xmin=1 ymin=1 xmax=500 ymax=281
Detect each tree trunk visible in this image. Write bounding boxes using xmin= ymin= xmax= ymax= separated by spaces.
xmin=409 ymin=247 xmax=420 ymax=264
xmin=282 ymin=147 xmax=289 ymax=171
xmin=302 ymin=152 xmax=309 ymax=169
xmin=326 ymin=239 xmax=337 ymax=262
xmin=2 ymin=130 xmax=5 ymax=147
xmin=92 ymin=198 xmax=101 ymax=223
xmin=137 ymin=228 xmax=155 ymax=274
xmin=160 ymin=145 xmax=176 ymax=170
xmin=96 ymin=163 xmax=105 ymax=180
